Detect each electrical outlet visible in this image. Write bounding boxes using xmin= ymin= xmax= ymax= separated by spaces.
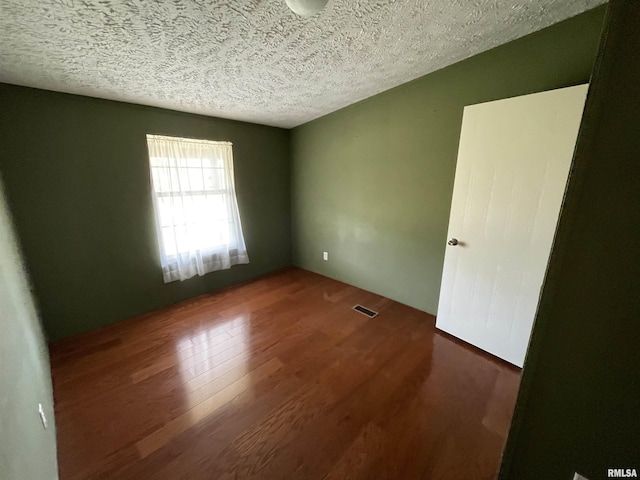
xmin=323 ymin=251 xmax=328 ymax=261
xmin=573 ymin=473 xmax=589 ymax=480
xmin=38 ymin=403 xmax=47 ymax=429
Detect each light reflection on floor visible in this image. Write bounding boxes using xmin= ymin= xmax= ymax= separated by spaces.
xmin=175 ymin=315 xmax=251 ymax=419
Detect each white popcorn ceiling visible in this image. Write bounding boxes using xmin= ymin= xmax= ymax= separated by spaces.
xmin=0 ymin=0 xmax=605 ymax=128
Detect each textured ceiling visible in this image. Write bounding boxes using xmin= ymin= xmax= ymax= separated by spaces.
xmin=0 ymin=0 xmax=605 ymax=128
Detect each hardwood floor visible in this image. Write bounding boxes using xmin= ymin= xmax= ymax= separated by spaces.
xmin=50 ymin=268 xmax=520 ymax=480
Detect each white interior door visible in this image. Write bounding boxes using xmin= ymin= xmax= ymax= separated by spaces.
xmin=436 ymin=85 xmax=587 ymax=367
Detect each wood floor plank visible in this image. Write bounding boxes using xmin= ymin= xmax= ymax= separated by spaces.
xmin=323 ymin=422 xmax=386 ymax=480
xmin=135 ymin=357 xmax=283 ymax=458
xmin=50 ymin=268 xmax=520 ymax=480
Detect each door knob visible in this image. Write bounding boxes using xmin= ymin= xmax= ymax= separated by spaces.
xmin=448 ymin=238 xmax=459 ymax=246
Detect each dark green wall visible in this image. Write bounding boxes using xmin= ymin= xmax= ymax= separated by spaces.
xmin=291 ymin=7 xmax=606 ymax=315
xmin=0 ymin=176 xmax=58 ymax=480
xmin=0 ymin=85 xmax=291 ymax=340
xmin=501 ymin=1 xmax=640 ymax=478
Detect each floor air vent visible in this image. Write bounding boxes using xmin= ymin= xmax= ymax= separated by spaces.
xmin=352 ymin=304 xmax=379 ymax=318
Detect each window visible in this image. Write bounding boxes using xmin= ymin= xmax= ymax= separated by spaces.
xmin=146 ymin=134 xmax=249 ymax=283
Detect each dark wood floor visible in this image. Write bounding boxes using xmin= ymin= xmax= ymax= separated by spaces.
xmin=50 ymin=268 xmax=520 ymax=480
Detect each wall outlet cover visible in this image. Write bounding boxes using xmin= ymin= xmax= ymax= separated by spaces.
xmin=323 ymin=251 xmax=328 ymax=261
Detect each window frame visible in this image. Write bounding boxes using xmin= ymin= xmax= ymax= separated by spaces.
xmin=145 ymin=134 xmax=249 ymax=284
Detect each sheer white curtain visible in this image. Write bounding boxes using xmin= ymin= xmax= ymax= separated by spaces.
xmin=146 ymin=135 xmax=249 ymax=283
